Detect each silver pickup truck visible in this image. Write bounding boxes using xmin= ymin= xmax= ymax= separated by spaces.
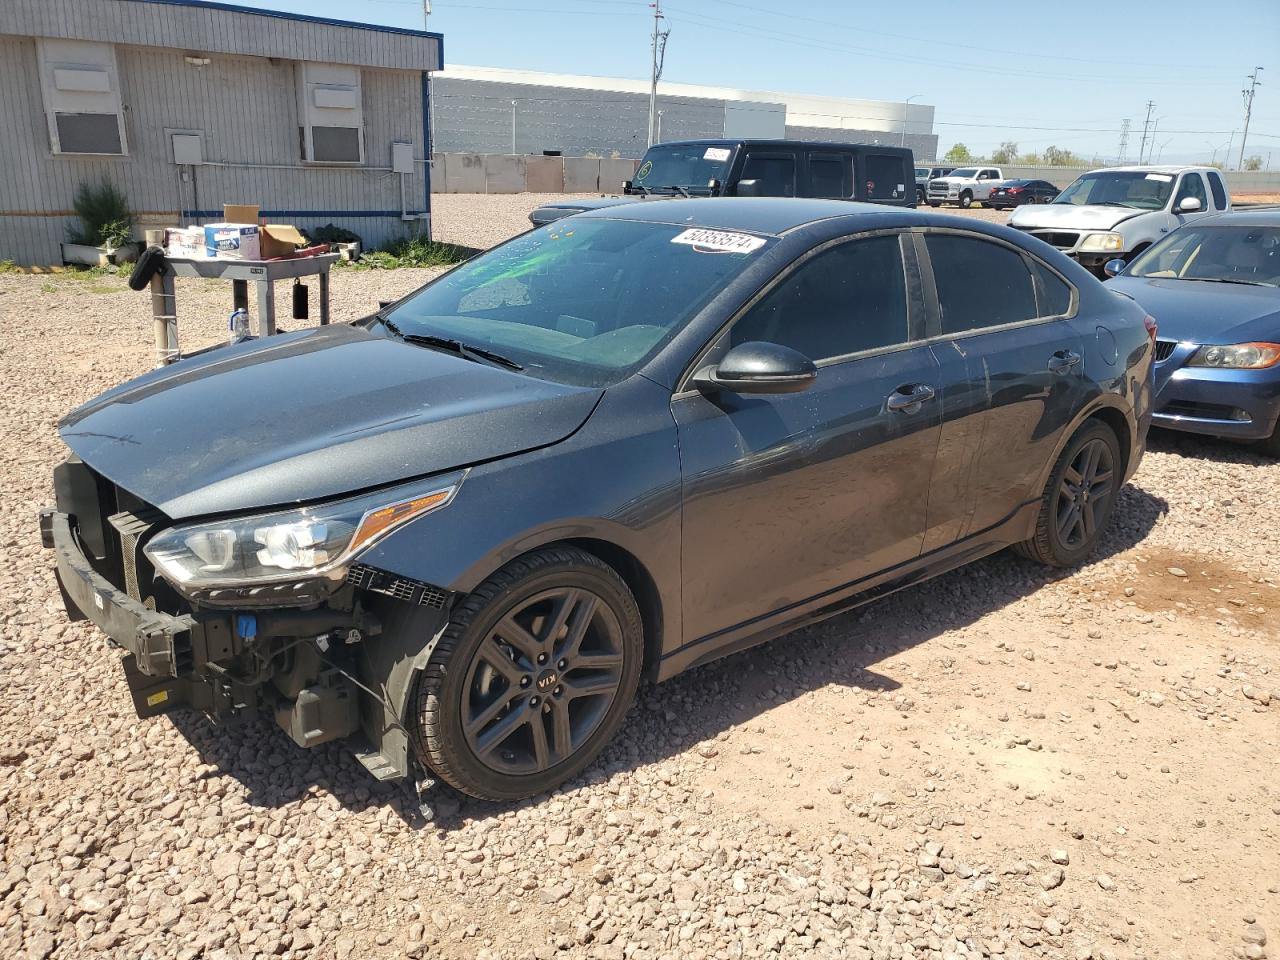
xmin=926 ymin=166 xmax=1005 ymax=208
xmin=1009 ymin=165 xmax=1232 ymax=276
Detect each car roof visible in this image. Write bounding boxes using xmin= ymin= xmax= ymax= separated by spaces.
xmin=574 ymin=196 xmax=1049 ymax=239
xmin=653 ymin=138 xmax=911 ymax=153
xmin=1085 ymin=164 xmax=1214 ymax=175
xmin=1196 ymin=207 xmax=1280 ymax=227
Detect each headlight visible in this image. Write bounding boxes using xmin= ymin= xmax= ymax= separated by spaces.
xmin=1187 ymin=342 xmax=1280 ymax=369
xmin=1079 ymin=232 xmax=1124 ymax=252
xmin=144 ymin=473 xmax=464 ymax=589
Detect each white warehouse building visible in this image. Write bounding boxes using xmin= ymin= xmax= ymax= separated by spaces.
xmin=431 ymin=64 xmax=938 ymax=161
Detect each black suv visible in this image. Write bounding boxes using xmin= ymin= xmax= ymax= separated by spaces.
xmin=45 ymin=199 xmax=1153 ymax=803
xmin=530 ymin=139 xmax=917 ymax=225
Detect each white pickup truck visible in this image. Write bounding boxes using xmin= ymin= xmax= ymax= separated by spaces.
xmin=926 ymin=166 xmax=1004 ymax=208
xmin=1009 ymin=165 xmax=1232 ymax=276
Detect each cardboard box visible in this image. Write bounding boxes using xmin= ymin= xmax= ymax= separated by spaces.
xmin=223 ymin=204 xmax=260 ymax=224
xmin=259 ymin=224 xmax=306 ymax=259
xmin=204 ymin=223 xmax=260 ymax=260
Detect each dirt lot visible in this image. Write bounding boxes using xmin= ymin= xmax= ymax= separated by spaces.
xmin=0 ymin=194 xmax=1277 ymax=960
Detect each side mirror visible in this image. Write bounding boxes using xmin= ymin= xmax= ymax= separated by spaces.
xmin=735 ymin=179 xmax=762 ymax=197
xmin=708 ymin=178 xmax=722 ymax=195
xmin=693 ymin=341 xmax=817 ymax=395
xmin=622 ymin=180 xmax=633 ymax=192
xmin=1177 ymin=196 xmax=1202 ymax=213
xmin=1103 ymin=258 xmax=1127 ymax=278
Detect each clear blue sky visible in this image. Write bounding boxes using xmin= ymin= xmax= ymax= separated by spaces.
xmin=232 ymin=0 xmax=1277 ymax=166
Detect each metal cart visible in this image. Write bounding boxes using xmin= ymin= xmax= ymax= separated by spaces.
xmin=148 ymin=253 xmax=340 ymax=366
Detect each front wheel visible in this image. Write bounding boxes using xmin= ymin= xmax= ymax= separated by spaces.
xmin=928 ymin=200 xmax=941 ymax=208
xmin=413 ymin=547 xmax=644 ymax=801
xmin=1259 ymin=422 xmax=1280 ymax=458
xmin=1015 ymin=421 xmax=1122 ymax=567
xmin=959 ymin=191 xmax=974 ymax=209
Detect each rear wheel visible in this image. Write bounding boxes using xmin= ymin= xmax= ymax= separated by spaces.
xmin=413 ymin=547 xmax=643 ymax=801
xmin=1015 ymin=421 xmax=1122 ymax=567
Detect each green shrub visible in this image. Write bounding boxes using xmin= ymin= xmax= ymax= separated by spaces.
xmin=356 ymin=236 xmax=472 ymax=270
xmin=67 ymin=181 xmax=134 ymax=249
xmin=0 ymin=259 xmax=20 ymax=274
xmin=303 ymin=223 xmax=364 ymax=246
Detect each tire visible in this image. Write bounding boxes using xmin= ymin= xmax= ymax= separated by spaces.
xmin=916 ymin=188 xmax=925 ymax=205
xmin=959 ymin=191 xmax=973 ymax=209
xmin=412 ymin=546 xmax=643 ymax=801
xmin=928 ymin=200 xmax=941 ymax=208
xmin=1015 ymin=421 xmax=1122 ymax=567
xmin=1259 ymin=422 xmax=1280 ymax=458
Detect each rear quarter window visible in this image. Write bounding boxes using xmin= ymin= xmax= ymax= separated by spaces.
xmin=863 ymin=154 xmax=907 ymax=200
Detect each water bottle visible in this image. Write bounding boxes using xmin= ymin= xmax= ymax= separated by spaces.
xmin=228 ymin=308 xmax=250 ymax=344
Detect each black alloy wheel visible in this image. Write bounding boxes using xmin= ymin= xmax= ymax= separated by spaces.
xmin=1053 ymin=437 xmax=1116 ymax=550
xmin=461 ymin=586 xmax=625 ymax=776
xmin=413 ymin=546 xmax=643 ymax=801
xmin=1016 ymin=421 xmax=1122 ymax=567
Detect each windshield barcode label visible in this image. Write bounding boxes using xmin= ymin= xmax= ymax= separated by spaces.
xmin=671 ymin=228 xmax=767 ymax=254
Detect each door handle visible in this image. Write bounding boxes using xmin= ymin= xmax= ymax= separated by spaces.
xmin=886 ymin=383 xmax=936 ymax=412
xmin=1048 ymin=350 xmax=1081 ymax=374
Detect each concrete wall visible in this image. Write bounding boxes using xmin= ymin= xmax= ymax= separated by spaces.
xmin=431 ymin=153 xmax=641 ymax=194
xmin=0 ymin=36 xmax=431 ymax=266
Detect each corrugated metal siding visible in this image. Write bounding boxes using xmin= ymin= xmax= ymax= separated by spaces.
xmin=0 ymin=0 xmax=441 ymax=72
xmin=0 ymin=37 xmax=428 ymax=265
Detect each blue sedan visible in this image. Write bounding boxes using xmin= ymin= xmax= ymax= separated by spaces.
xmin=1105 ymin=210 xmax=1280 ymax=456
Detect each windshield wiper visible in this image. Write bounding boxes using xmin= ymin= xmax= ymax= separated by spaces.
xmin=1174 ymin=277 xmax=1273 ymax=287
xmin=667 ymin=185 xmax=692 ymax=198
xmin=400 ymin=333 xmax=525 ymax=370
xmin=629 ymin=183 xmax=651 ymax=196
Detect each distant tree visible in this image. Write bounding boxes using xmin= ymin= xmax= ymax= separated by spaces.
xmin=990 ymin=141 xmax=1018 ymax=164
xmin=1042 ymin=145 xmax=1084 ymax=167
xmin=1018 ymin=151 xmax=1041 ymax=165
xmin=1244 ymin=155 xmax=1263 ymax=171
xmin=944 ymin=143 xmax=974 ymax=163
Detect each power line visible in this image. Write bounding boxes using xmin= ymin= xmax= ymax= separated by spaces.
xmin=1238 ymin=67 xmax=1263 ymax=170
xmin=1138 ymin=101 xmax=1155 ymax=163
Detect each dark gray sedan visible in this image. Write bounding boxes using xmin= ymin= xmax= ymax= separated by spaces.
xmin=1105 ymin=210 xmax=1280 ymax=455
xmin=44 ymin=199 xmax=1153 ymax=802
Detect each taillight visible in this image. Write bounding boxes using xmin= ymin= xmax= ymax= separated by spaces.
xmin=1008 ymin=187 xmax=1023 ymax=194
xmin=1143 ymin=315 xmax=1158 ymax=342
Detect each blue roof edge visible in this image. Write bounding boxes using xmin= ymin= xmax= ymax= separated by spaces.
xmin=131 ymin=0 xmax=445 ymax=57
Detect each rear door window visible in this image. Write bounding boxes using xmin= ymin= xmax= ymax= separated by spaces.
xmin=1206 ymin=171 xmax=1228 ymax=210
xmin=803 ymin=153 xmax=851 ymax=198
xmin=740 ymin=152 xmax=797 ymax=197
xmin=924 ymin=234 xmax=1039 ymax=334
xmin=863 ymin=154 xmax=907 ymax=200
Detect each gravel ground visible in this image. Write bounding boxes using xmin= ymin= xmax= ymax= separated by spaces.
xmin=1 ymin=194 xmax=1277 ymax=960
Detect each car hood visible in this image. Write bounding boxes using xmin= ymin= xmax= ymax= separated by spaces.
xmin=530 ymin=196 xmax=643 ymax=223
xmin=1105 ymin=275 xmax=1280 ymax=344
xmin=59 ymin=324 xmax=603 ymax=519
xmin=1009 ymin=204 xmax=1147 ymax=231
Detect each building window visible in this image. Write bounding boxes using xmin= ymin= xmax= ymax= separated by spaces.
xmin=37 ymin=40 xmax=127 ymax=156
xmin=296 ymin=62 xmax=365 ymax=164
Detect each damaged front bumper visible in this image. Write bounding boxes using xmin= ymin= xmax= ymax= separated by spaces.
xmin=42 ymin=507 xmax=450 ymax=781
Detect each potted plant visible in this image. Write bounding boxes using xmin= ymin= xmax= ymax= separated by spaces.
xmin=62 ymin=181 xmax=140 ymax=267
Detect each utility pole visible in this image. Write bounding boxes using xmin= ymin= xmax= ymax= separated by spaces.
xmin=1117 ymin=119 xmax=1130 ymax=163
xmin=1238 ymin=66 xmax=1263 ymax=171
xmin=646 ymin=1 xmax=669 ymax=148
xmin=1146 ymin=118 xmax=1160 ymax=163
xmin=1137 ymin=100 xmax=1155 ymax=163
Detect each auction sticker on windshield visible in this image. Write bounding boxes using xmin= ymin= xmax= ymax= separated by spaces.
xmin=671 ymin=228 xmax=767 ymax=254
xmin=1145 ymin=173 xmax=1174 ymax=182
xmin=703 ymin=147 xmax=732 ymax=162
